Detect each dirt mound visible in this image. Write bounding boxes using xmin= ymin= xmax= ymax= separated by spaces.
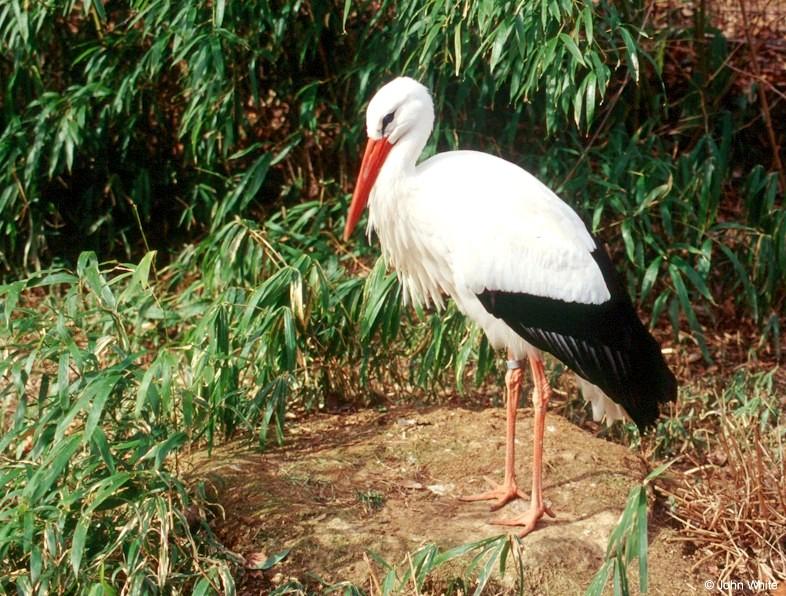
xmin=188 ymin=406 xmax=702 ymax=594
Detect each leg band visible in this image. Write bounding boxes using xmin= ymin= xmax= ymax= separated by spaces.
xmin=506 ymin=359 xmax=523 ymax=370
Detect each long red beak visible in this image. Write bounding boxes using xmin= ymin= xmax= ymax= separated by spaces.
xmin=343 ymin=137 xmax=393 ymax=241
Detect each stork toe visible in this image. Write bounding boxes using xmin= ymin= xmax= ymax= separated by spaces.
xmin=459 ymin=478 xmax=527 ymax=510
xmin=492 ymin=503 xmax=556 ymax=537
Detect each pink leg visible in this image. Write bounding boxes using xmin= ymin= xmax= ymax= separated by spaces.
xmin=460 ymin=353 xmax=527 ymax=510
xmin=494 ymin=355 xmax=556 ymax=536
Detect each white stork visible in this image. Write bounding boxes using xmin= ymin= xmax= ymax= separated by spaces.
xmin=343 ymin=77 xmax=677 ymax=536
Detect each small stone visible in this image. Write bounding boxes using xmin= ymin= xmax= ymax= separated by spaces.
xmin=326 ymin=517 xmax=352 ymax=531
xmin=426 ymin=483 xmax=454 ymax=496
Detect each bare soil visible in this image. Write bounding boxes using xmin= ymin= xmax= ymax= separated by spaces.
xmin=187 ymin=403 xmax=704 ymax=594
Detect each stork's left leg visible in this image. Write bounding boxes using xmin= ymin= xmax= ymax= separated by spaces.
xmin=459 ymin=354 xmax=527 ymax=510
xmin=494 ymin=355 xmax=556 ymax=536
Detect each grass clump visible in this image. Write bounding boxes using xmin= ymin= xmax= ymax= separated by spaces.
xmin=0 ymin=252 xmax=233 ymax=593
xmin=654 ymin=371 xmax=785 ymax=585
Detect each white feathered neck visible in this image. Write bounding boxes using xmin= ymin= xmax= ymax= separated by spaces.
xmin=364 ymin=78 xmax=452 ymax=308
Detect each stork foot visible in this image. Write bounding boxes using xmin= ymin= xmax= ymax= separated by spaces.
xmin=493 ymin=503 xmax=556 ymax=537
xmin=459 ymin=477 xmax=527 ymax=511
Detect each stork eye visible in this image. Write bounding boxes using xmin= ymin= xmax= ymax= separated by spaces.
xmin=381 ymin=111 xmax=395 ymax=133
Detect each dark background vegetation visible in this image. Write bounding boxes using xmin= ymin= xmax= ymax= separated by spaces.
xmin=0 ymin=0 xmax=783 ymax=593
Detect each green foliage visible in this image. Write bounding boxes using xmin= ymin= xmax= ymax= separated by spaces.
xmin=365 ymin=534 xmax=523 ymax=595
xmin=0 ymin=203 xmax=494 ymax=591
xmin=560 ymin=118 xmax=785 ymax=360
xmin=272 ymin=521 xmax=662 ymax=595
xmin=0 ymin=256 xmax=239 ymax=593
xmin=649 ymin=368 xmax=783 ymax=460
xmin=585 ymin=463 xmax=672 ymax=596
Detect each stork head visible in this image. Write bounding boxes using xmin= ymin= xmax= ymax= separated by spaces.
xmin=343 ymin=77 xmax=434 ymax=241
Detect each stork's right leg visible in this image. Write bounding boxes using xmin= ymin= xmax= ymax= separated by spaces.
xmin=459 ymin=354 xmax=527 ymax=511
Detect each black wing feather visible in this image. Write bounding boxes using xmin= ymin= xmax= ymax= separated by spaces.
xmin=477 ymin=246 xmax=677 ymax=431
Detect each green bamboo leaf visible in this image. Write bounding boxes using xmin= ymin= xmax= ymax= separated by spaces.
xmin=612 ymin=557 xmax=623 ymax=596
xmin=58 ymin=352 xmax=70 ymax=410
xmin=585 ymin=561 xmax=612 ymax=596
xmin=382 ymin=568 xmax=398 ymax=595
xmin=342 ymin=0 xmax=352 ymax=31
xmin=92 ymin=0 xmax=106 ymax=21
xmin=1 ymin=280 xmax=24 ymax=328
xmin=620 ymin=220 xmax=636 ymax=263
xmin=671 ymin=256 xmax=714 ymax=304
xmin=498 ymin=537 xmax=511 ymax=574
xmin=71 ymin=516 xmax=89 ymax=574
xmin=644 ymin=460 xmax=675 ymax=483
xmin=433 ymin=535 xmax=500 ymax=565
xmin=573 ymin=76 xmax=585 ymax=128
xmin=55 ymin=388 xmax=93 ymax=442
xmin=583 ymin=4 xmax=593 ymax=46
xmin=258 ymin=377 xmax=289 ymax=448
xmin=26 ymin=434 xmax=82 ymax=503
xmin=454 ymin=327 xmax=479 ymax=392
xmin=635 ymin=178 xmax=672 ymax=215
xmin=30 ymin=272 xmax=79 ymax=287
xmin=136 ymin=364 xmax=157 ymax=418
xmin=133 ymin=251 xmax=156 ymax=290
xmin=84 ymin=376 xmax=116 ymax=444
xmin=282 ymin=307 xmax=297 ymax=370
xmin=91 ymin=427 xmax=115 ymax=473
xmin=637 ymin=488 xmax=649 ymax=592
xmin=585 ymin=71 xmax=597 ymax=126
xmin=513 ymin=14 xmax=528 ymax=60
xmin=30 ymin=544 xmax=42 ymax=584
xmin=454 ymin=25 xmax=462 ymax=76
xmin=192 ymin=578 xmax=214 ymax=596
xmin=559 ymin=32 xmax=586 ymax=66
xmin=472 ymin=542 xmax=501 ymax=596
xmin=619 ymin=27 xmax=640 ymax=82
xmin=11 ymin=0 xmax=29 ymax=43
xmin=641 ymin=256 xmax=663 ymax=301
xmin=360 ymin=260 xmax=398 ymax=342
xmin=86 ymin=473 xmax=131 ymax=514
xmin=139 ymin=432 xmax=187 ymax=470
xmin=668 ymin=264 xmax=710 ymax=361
xmin=489 ymin=22 xmax=512 ymax=73
xmin=78 ymin=252 xmax=117 ymax=310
